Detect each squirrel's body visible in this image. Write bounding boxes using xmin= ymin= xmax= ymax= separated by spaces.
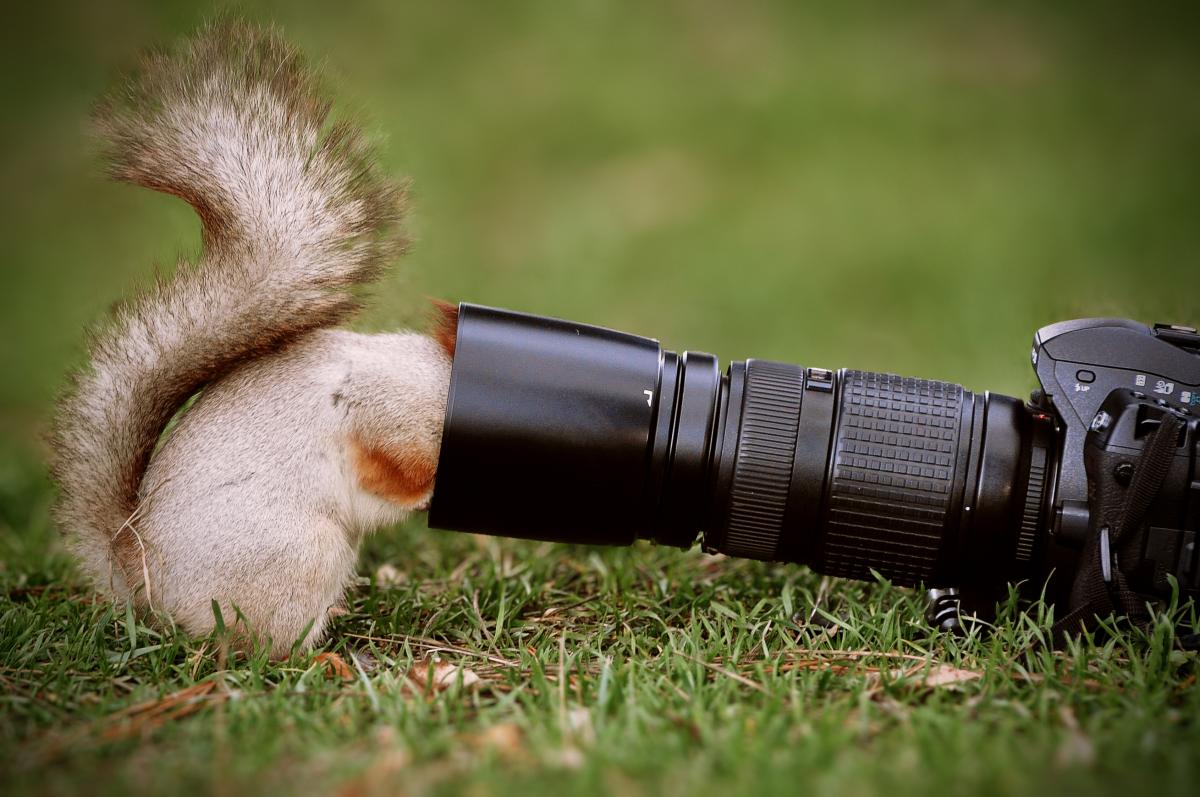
xmin=50 ymin=23 xmax=453 ymax=655
xmin=131 ymin=329 xmax=448 ymax=651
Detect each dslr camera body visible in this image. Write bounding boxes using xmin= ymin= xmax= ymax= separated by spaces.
xmin=430 ymin=309 xmax=1199 ymax=639
xmin=1025 ymin=319 xmax=1198 ymax=637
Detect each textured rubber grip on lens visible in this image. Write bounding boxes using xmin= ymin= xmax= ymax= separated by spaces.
xmin=820 ymin=371 xmax=966 ymax=585
xmin=723 ymin=361 xmax=803 ymax=560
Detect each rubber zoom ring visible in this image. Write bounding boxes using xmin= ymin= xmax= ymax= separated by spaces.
xmin=820 ymin=371 xmax=965 ymax=585
xmin=722 ymin=360 xmax=803 ymax=560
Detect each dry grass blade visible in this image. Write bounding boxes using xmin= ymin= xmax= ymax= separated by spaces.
xmin=1013 ymin=671 xmax=1111 ymax=692
xmin=22 ymin=681 xmax=226 ymax=768
xmin=99 ymin=680 xmax=223 ymax=741
xmin=678 ymin=652 xmax=768 ymax=694
xmin=777 ymin=647 xmax=933 ymax=665
xmin=344 ymin=632 xmax=520 ymax=668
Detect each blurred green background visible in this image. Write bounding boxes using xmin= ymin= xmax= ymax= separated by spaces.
xmin=2 ymin=0 xmax=1198 ymax=464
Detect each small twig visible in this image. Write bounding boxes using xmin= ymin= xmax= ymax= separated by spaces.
xmin=342 ymin=632 xmax=520 ymax=668
xmin=536 ymin=593 xmax=601 ymax=619
xmin=772 ymin=647 xmax=933 ymax=665
xmin=558 ymin=630 xmax=568 ymax=735
xmin=808 ymin=576 xmax=832 ymax=625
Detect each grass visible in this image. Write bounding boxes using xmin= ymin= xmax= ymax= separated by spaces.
xmin=1 ymin=465 xmax=1198 ymax=796
xmin=3 ymin=0 xmax=1200 ymax=794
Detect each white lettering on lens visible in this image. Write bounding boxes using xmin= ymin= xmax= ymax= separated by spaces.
xmin=644 ymin=389 xmax=654 ymax=407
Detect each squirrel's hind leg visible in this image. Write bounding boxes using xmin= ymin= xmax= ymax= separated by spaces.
xmin=152 ymin=513 xmax=359 ymax=659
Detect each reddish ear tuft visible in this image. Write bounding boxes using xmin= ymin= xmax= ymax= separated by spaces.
xmin=429 ymin=299 xmax=459 ymax=358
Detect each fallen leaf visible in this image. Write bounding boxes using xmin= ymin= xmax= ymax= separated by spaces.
xmin=920 ymin=664 xmax=983 ymax=688
xmin=406 ymin=658 xmax=482 ymax=693
xmin=315 ymin=652 xmax=355 ymax=681
xmin=869 ymin=663 xmax=983 ymax=691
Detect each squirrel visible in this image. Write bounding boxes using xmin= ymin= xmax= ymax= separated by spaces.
xmin=49 ymin=21 xmax=459 ymax=656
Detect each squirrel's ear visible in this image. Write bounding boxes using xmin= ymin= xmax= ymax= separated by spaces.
xmin=429 ymin=299 xmax=459 ymax=358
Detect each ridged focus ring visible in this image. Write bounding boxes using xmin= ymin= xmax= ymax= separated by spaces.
xmin=722 ymin=360 xmax=804 ymax=560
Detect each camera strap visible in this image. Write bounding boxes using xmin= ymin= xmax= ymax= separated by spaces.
xmin=1051 ymin=411 xmax=1184 ymax=647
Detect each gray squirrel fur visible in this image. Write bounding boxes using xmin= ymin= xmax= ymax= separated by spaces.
xmin=49 ymin=21 xmax=455 ymax=656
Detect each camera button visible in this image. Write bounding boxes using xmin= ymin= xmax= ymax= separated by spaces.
xmin=1076 ymin=369 xmax=1096 ymax=383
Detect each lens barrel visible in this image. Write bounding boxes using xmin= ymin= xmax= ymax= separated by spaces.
xmin=429 ymin=304 xmax=1054 ymax=593
xmin=427 ymin=305 xmax=660 ymax=545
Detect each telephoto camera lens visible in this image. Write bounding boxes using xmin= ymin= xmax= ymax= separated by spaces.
xmin=429 ymin=304 xmax=1058 ymax=601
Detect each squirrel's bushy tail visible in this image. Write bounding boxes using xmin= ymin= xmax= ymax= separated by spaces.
xmin=50 ymin=20 xmax=405 ymax=594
